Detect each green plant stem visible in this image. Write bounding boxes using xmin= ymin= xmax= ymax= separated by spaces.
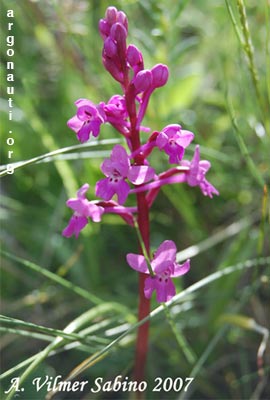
xmin=236 ymin=0 xmax=270 ymax=135
xmin=225 ymin=0 xmax=270 ymax=136
xmin=134 ymin=220 xmax=154 ymax=275
xmin=162 ymin=303 xmax=196 ymax=364
xmin=257 ymin=185 xmax=269 ymax=255
xmin=226 ymin=93 xmax=265 ymax=188
xmin=236 ymin=0 xmax=260 ymax=96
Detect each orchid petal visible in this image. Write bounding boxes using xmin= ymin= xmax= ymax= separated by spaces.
xmin=155 ymin=277 xmax=176 ymax=303
xmin=87 ymin=203 xmax=104 ymax=222
xmin=96 ymin=178 xmax=115 ymax=201
xmin=77 ymin=104 xmax=97 ymax=121
xmin=128 ymin=165 xmax=155 ymax=185
xmin=126 ymin=253 xmax=148 ymax=273
xmin=77 ymin=183 xmax=90 ymax=198
xmin=144 ymin=276 xmax=156 ymax=299
xmin=116 ymin=180 xmax=130 ymax=204
xmin=77 ymin=122 xmax=91 ymax=143
xmin=62 ymin=215 xmax=88 ymax=239
xmin=110 ymin=145 xmax=130 ymax=175
xmin=153 ymin=260 xmax=174 ymax=274
xmin=200 ymin=160 xmax=211 ymax=172
xmin=67 ymin=115 xmax=82 ymax=132
xmin=151 ymin=240 xmax=177 ymax=270
xmin=172 ymin=260 xmax=190 ymax=277
xmin=101 ymin=159 xmax=114 ymax=176
xmin=156 ymin=132 xmax=168 ymax=149
xmin=175 ymin=130 xmax=194 ymax=148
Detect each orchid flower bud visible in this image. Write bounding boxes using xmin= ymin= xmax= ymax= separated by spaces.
xmin=110 ymin=22 xmax=128 ymax=44
xmin=151 ymin=64 xmax=169 ymax=88
xmin=127 ymin=45 xmax=143 ymax=67
xmin=98 ymin=19 xmax=110 ymax=39
xmin=134 ymin=70 xmax=153 ymax=93
xmin=102 ymin=54 xmax=123 ymax=83
xmin=105 ymin=6 xmax=118 ymax=25
xmin=104 ymin=36 xmax=118 ymax=58
xmin=117 ymin=10 xmax=128 ymax=32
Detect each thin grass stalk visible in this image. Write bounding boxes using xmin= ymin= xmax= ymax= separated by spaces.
xmin=257 ymin=185 xmax=269 ymax=255
xmin=225 ymin=91 xmax=265 ymax=188
xmin=266 ymin=0 xmax=270 ymax=105
xmin=225 ymin=0 xmax=269 ymax=136
xmin=1 ymin=251 xmax=103 ymax=305
xmin=236 ymin=0 xmax=270 ymax=135
xmin=0 ymin=315 xmax=103 ymax=346
xmin=162 ymin=303 xmax=196 ymax=364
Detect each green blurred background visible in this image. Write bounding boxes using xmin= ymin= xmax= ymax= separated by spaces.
xmin=0 ymin=0 xmax=269 ymax=399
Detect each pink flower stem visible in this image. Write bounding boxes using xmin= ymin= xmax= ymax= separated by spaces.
xmin=125 ymin=81 xmax=151 ymax=386
xmin=134 ymin=191 xmax=151 ymax=386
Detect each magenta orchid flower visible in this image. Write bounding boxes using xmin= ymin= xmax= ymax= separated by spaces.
xmin=126 ymin=240 xmax=190 ymax=303
xmin=62 ymin=184 xmax=104 ymax=238
xmin=156 ymin=124 xmax=194 ymax=164
xmin=181 ymin=145 xmax=219 ymax=198
xmin=104 ymin=95 xmax=127 ymax=119
xmin=96 ymin=144 xmax=155 ymax=204
xmin=67 ymin=99 xmax=106 ymax=143
xmin=103 ymin=95 xmax=130 ymax=135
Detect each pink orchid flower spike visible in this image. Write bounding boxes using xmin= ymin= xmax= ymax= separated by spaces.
xmin=96 ymin=144 xmax=155 ymax=204
xmin=127 ymin=240 xmax=190 ymax=303
xmin=62 ymin=184 xmax=104 ymax=238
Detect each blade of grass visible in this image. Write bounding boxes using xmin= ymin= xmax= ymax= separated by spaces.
xmin=226 ymin=91 xmax=265 ymax=188
xmin=237 ymin=0 xmax=264 ymax=104
xmin=257 ymin=184 xmax=269 ymax=255
xmin=266 ymin=0 xmax=270 ymax=105
xmin=1 ymin=250 xmax=103 ymax=305
xmin=0 ymin=317 xmax=122 ymax=381
xmin=225 ymin=0 xmax=269 ymax=135
xmin=0 ymin=327 xmax=53 ymax=343
xmin=162 ymin=303 xmax=196 ymax=364
xmin=176 ymin=213 xmax=257 ymax=262
xmin=0 ymin=139 xmax=120 ymax=177
xmin=224 ymin=0 xmax=243 ymax=44
xmin=0 ymin=315 xmax=107 ymax=346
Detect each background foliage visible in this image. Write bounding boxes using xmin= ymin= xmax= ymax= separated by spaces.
xmin=0 ymin=0 xmax=269 ymax=399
